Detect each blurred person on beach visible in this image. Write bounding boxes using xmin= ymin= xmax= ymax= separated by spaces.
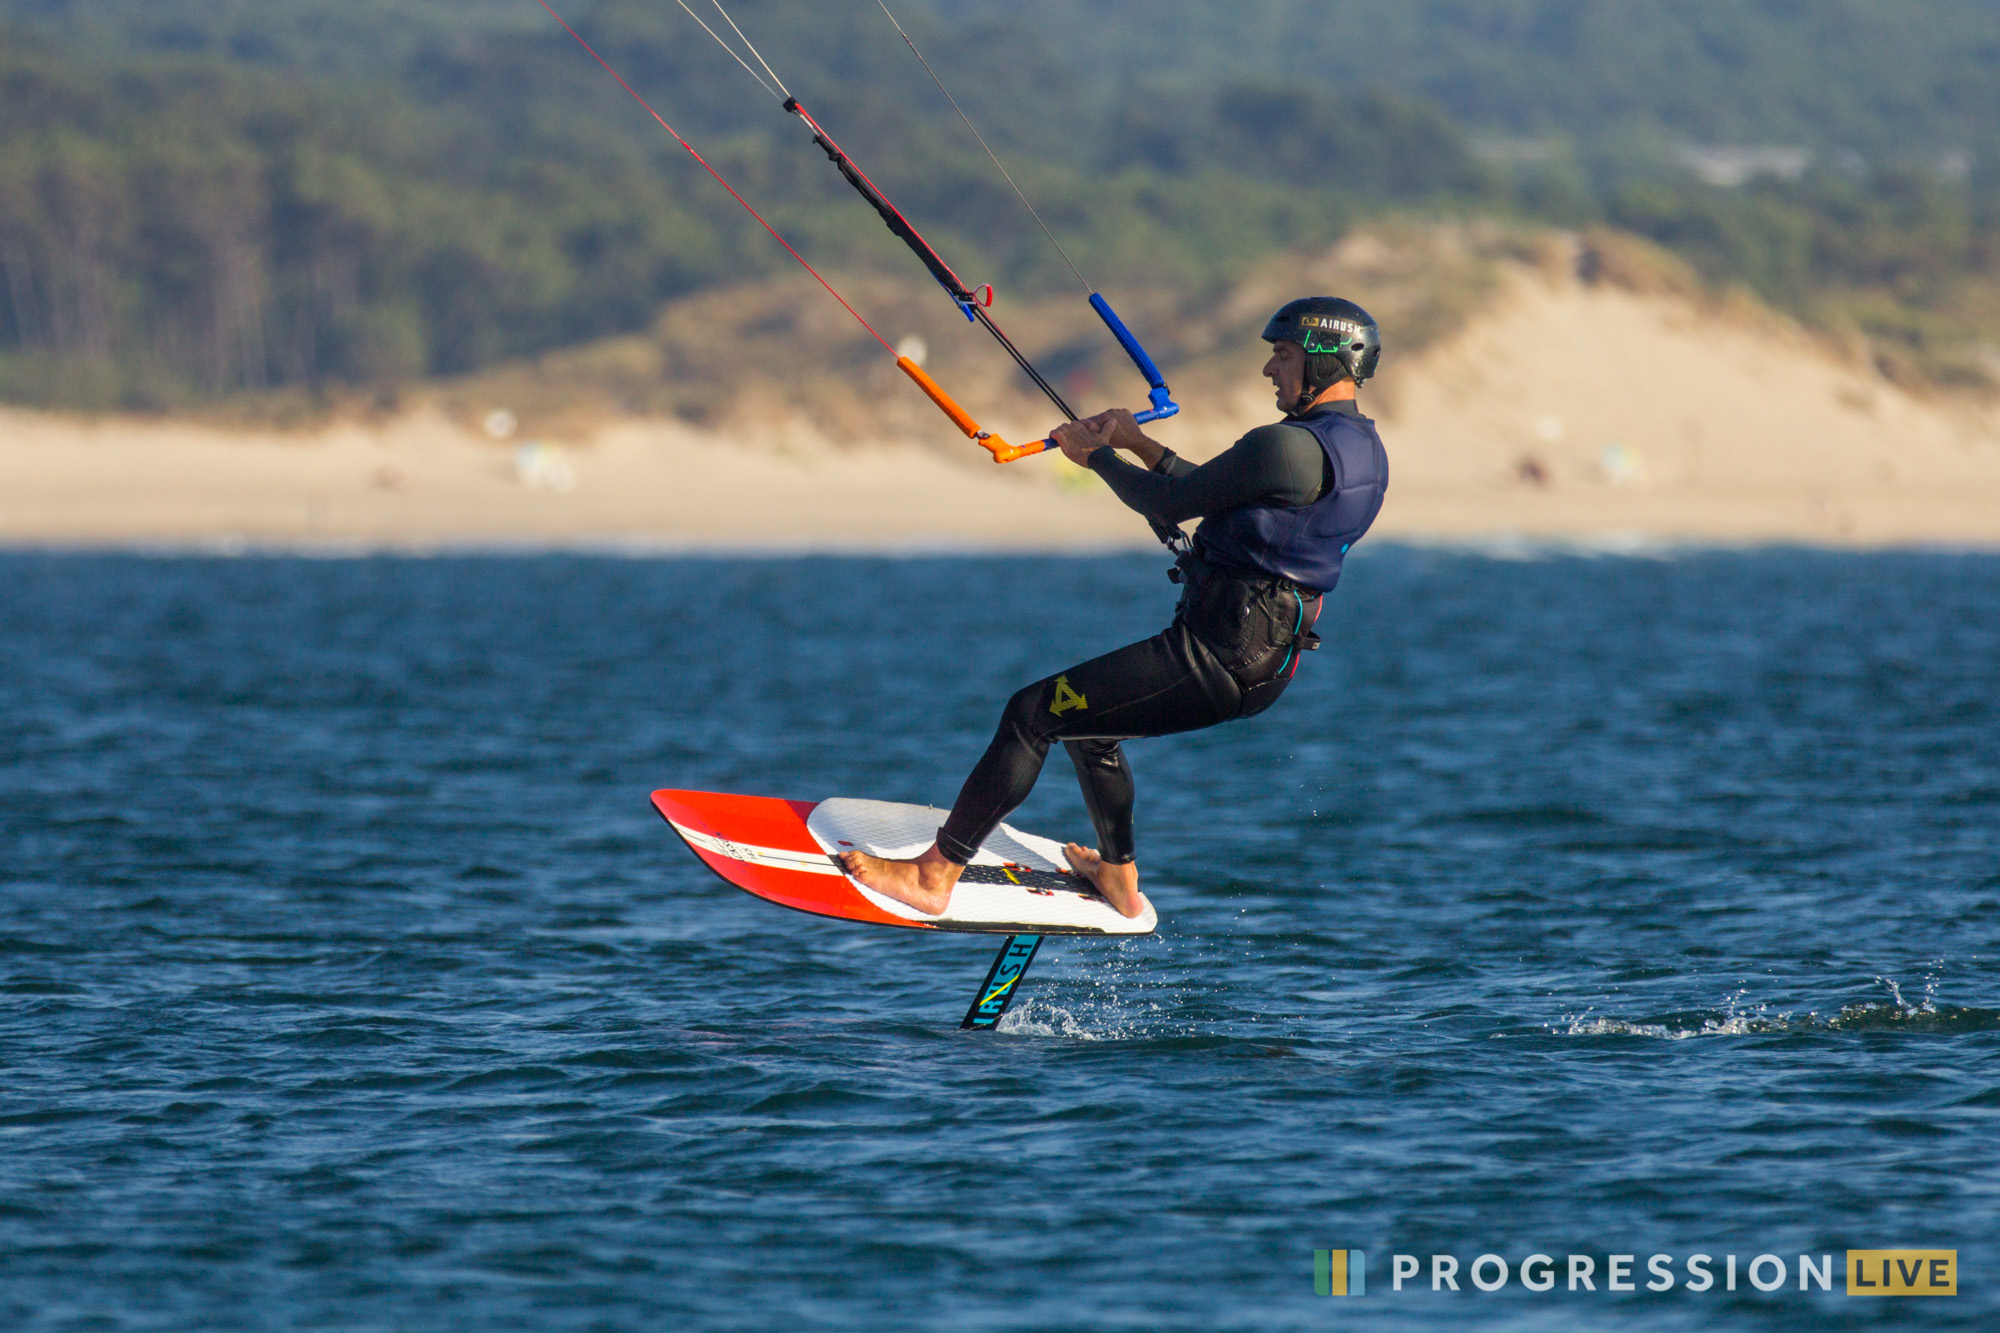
xmin=841 ymin=299 xmax=1388 ymax=917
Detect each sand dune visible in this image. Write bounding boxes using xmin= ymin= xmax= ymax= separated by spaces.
xmin=1358 ymin=264 xmax=2000 ymax=547
xmin=4 ymin=256 xmax=1997 ymax=551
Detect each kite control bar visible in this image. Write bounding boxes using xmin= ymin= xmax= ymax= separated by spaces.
xmin=977 ymin=294 xmax=1183 ymax=463
xmin=912 ymin=290 xmax=1177 ymax=463
xmin=897 ymin=358 xmax=1161 ymax=466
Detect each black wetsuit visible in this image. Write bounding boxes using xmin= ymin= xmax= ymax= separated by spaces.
xmin=934 ymin=402 xmax=1371 ymax=866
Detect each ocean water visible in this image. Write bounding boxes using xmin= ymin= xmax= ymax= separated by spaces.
xmin=1 ymin=548 xmax=1996 ymax=1332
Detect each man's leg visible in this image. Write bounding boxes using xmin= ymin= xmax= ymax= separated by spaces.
xmin=840 ymin=623 xmax=1235 ymax=916
xmin=1064 ymin=739 xmax=1134 ymax=863
xmin=937 ymin=623 xmax=1233 ymax=863
xmin=1058 ymin=739 xmax=1142 ymax=913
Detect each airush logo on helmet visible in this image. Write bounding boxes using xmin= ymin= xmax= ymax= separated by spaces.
xmin=1294 ymin=313 xmax=1368 ymax=352
xmin=1261 ymin=296 xmax=1382 ymax=385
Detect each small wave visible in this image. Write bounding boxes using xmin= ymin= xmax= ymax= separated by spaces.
xmin=1827 ymin=973 xmax=2000 ymax=1033
xmin=1554 ymin=975 xmax=2000 ymax=1040
xmin=995 ymin=997 xmax=1134 ymax=1041
xmin=1557 ymin=1011 xmax=1790 ymax=1040
xmin=1827 ymin=1001 xmax=2000 ymax=1034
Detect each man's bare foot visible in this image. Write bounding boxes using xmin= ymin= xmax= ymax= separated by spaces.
xmin=837 ymin=842 xmax=963 ymax=916
xmin=1063 ymin=843 xmax=1149 ymax=919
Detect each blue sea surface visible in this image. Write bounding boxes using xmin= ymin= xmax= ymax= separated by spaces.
xmin=1 ymin=548 xmax=1996 ymax=1331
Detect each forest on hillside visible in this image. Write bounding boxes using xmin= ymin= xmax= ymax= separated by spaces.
xmin=1 ymin=0 xmax=1996 ymax=409
xmin=959 ymin=0 xmax=2000 ymax=165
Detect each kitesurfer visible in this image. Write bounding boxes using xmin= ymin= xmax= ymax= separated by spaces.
xmin=840 ymin=298 xmax=1388 ymax=918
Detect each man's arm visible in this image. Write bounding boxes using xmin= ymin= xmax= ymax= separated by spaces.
xmin=1086 ymin=425 xmax=1325 ymax=527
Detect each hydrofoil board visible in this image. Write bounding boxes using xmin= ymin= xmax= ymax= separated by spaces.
xmin=651 ymin=789 xmax=1156 ymax=936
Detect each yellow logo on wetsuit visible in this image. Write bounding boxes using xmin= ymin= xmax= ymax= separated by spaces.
xmin=1049 ymin=675 xmax=1088 ymax=716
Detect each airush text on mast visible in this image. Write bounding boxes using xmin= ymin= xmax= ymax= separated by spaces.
xmin=654 ymin=0 xmax=1185 ymax=482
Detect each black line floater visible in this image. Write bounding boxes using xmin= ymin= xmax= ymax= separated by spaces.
xmin=659 ymin=4 xmax=1078 ymax=429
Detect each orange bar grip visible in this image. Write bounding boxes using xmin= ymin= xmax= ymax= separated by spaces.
xmin=896 ymin=356 xmax=1041 ymax=463
xmin=987 ymin=437 xmax=1052 ymax=463
xmin=897 ymin=356 xmax=980 ymax=438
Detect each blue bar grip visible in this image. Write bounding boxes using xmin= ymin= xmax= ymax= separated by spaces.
xmin=1016 ymin=292 xmax=1183 ymax=459
xmin=1089 ymin=293 xmax=1163 ymax=389
xmin=1090 ymin=292 xmax=1178 ymax=417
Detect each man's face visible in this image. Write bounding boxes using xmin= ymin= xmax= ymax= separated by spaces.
xmin=1263 ymin=340 xmax=1305 ymax=409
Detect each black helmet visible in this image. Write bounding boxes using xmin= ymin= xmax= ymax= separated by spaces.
xmin=1262 ymin=297 xmax=1382 ymax=404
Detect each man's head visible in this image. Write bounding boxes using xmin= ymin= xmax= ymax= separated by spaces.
xmin=1261 ymin=297 xmax=1380 ymax=415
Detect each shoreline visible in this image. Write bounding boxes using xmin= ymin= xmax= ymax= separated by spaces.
xmin=6 ymin=266 xmax=1998 ymax=553
xmin=8 ymin=531 xmax=1997 ymax=558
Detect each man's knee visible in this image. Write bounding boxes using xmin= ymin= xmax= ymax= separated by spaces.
xmin=1001 ymin=679 xmax=1058 ymax=743
xmin=1065 ymin=737 xmax=1124 ymax=771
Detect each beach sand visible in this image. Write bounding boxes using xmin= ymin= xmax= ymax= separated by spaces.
xmin=5 ymin=263 xmax=1997 ymax=551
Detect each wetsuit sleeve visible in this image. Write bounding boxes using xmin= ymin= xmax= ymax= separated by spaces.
xmin=1086 ymin=424 xmax=1325 ymax=526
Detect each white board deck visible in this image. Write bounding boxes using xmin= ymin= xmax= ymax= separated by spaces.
xmin=806 ymin=797 xmax=1157 ymax=936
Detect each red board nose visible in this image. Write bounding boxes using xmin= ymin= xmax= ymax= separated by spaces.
xmin=650 ymin=789 xmax=933 ymax=930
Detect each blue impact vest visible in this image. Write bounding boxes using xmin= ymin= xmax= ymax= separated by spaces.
xmin=1192 ymin=406 xmax=1389 ymax=594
